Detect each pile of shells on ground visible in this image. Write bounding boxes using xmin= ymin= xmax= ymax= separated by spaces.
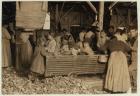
xmin=2 ymin=67 xmax=107 ymax=94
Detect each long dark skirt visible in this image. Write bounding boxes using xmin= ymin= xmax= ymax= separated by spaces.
xmin=16 ymin=41 xmax=33 ymax=74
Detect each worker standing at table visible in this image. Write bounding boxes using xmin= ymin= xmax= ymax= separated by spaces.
xmin=15 ymin=31 xmax=33 ymax=75
xmin=100 ymin=36 xmax=131 ymax=93
xmin=2 ymin=23 xmax=12 ymax=68
xmin=29 ymin=37 xmax=47 ymax=80
xmin=128 ymin=26 xmax=138 ymax=90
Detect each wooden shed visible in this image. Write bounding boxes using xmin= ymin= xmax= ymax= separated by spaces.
xmin=2 ymin=1 xmax=137 ymax=77
xmin=2 ymin=1 xmax=137 ymax=32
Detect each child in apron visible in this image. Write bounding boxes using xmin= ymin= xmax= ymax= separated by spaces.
xmin=29 ymin=37 xmax=47 ymax=81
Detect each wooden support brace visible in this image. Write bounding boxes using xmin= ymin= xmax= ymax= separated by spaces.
xmin=128 ymin=8 xmax=131 ymax=25
xmin=86 ymin=1 xmax=98 ymax=14
xmin=60 ymin=6 xmax=74 ymax=22
xmin=109 ymin=2 xmax=118 ymax=10
xmin=60 ymin=2 xmax=65 ymax=18
xmin=55 ymin=4 xmax=59 ymax=30
xmin=99 ymin=1 xmax=104 ymax=31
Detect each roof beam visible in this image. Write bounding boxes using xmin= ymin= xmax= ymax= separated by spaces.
xmin=60 ymin=6 xmax=74 ymax=22
xmin=109 ymin=2 xmax=118 ymax=10
xmin=60 ymin=2 xmax=65 ymax=18
xmin=86 ymin=1 xmax=98 ymax=14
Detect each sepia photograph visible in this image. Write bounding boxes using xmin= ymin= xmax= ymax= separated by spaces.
xmin=1 ymin=0 xmax=138 ymax=94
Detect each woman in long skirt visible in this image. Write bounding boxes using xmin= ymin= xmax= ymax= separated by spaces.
xmin=15 ymin=32 xmax=33 ymax=75
xmin=2 ymin=24 xmax=12 ymax=68
xmin=100 ymin=36 xmax=131 ymax=93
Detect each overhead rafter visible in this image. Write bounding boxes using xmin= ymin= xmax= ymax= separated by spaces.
xmin=81 ymin=5 xmax=94 ymax=18
xmin=60 ymin=2 xmax=65 ymax=18
xmin=109 ymin=2 xmax=118 ymax=10
xmin=86 ymin=1 xmax=98 ymax=14
xmin=60 ymin=6 xmax=75 ymax=22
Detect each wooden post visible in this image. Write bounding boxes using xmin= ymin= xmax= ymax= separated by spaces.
xmin=128 ymin=8 xmax=131 ymax=26
xmin=60 ymin=6 xmax=74 ymax=22
xmin=60 ymin=2 xmax=65 ymax=17
xmin=99 ymin=1 xmax=104 ymax=31
xmin=16 ymin=1 xmax=20 ymax=10
xmin=55 ymin=4 xmax=59 ymax=31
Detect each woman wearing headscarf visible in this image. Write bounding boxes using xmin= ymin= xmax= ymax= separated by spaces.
xmin=61 ymin=29 xmax=75 ymax=49
xmin=114 ymin=28 xmax=128 ymax=43
xmin=15 ymin=31 xmax=33 ymax=75
xmin=100 ymin=36 xmax=131 ymax=93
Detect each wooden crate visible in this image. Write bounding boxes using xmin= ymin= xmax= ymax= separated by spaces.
xmin=45 ymin=55 xmax=106 ymax=77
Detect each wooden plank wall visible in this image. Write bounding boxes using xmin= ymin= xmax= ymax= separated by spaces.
xmin=50 ymin=6 xmax=94 ymax=33
xmin=110 ymin=8 xmax=137 ymax=30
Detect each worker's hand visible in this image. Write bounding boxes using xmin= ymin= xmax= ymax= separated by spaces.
xmin=129 ymin=64 xmax=136 ymax=72
xmin=11 ymin=35 xmax=15 ymax=43
xmin=130 ymin=46 xmax=134 ymax=50
xmin=131 ymin=46 xmax=137 ymax=52
xmin=12 ymin=30 xmax=16 ymax=35
xmin=45 ymin=47 xmax=48 ymax=50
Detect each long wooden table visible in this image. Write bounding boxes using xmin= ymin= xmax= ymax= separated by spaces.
xmin=45 ymin=55 xmax=106 ymax=77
